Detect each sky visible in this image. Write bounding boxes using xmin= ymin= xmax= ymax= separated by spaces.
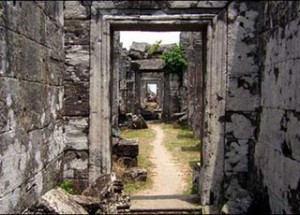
xmin=120 ymin=31 xmax=180 ymax=50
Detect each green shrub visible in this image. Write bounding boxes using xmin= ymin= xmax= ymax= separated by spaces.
xmin=160 ymin=44 xmax=187 ymax=74
xmin=147 ymin=40 xmax=162 ymax=57
xmin=59 ymin=179 xmax=74 ymax=194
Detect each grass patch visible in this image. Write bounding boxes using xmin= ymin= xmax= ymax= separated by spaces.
xmin=118 ymin=128 xmax=156 ymax=195
xmin=59 ymin=179 xmax=74 ymax=194
xmin=162 ymin=123 xmax=201 ymax=194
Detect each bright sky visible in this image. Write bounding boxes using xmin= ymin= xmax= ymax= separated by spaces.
xmin=120 ymin=31 xmax=180 ymax=50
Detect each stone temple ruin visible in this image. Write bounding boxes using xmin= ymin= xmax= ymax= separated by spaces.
xmin=1 ymin=1 xmax=300 ymax=214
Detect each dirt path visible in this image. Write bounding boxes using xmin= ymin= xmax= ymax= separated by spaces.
xmin=130 ymin=124 xmax=200 ymax=210
xmin=135 ymin=124 xmax=185 ymax=195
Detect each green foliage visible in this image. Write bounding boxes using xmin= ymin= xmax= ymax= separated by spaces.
xmin=160 ymin=44 xmax=187 ymax=74
xmin=147 ymin=40 xmax=162 ymax=57
xmin=59 ymin=179 xmax=74 ymax=194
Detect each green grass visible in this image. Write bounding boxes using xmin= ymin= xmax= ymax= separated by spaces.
xmin=162 ymin=123 xmax=201 ymax=194
xmin=119 ymin=128 xmax=156 ymax=195
xmin=59 ymin=179 xmax=74 ymax=194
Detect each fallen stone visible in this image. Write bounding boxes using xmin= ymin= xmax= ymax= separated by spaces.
xmin=114 ymin=139 xmax=139 ymax=158
xmin=221 ymin=195 xmax=252 ymax=214
xmin=123 ymin=167 xmax=147 ymax=182
xmin=70 ymin=195 xmax=100 ymax=214
xmin=128 ymin=42 xmax=150 ymax=59
xmin=126 ymin=113 xmax=148 ymax=129
xmin=129 ymin=42 xmax=150 ymax=53
xmin=82 ymin=173 xmax=115 ymax=198
xmin=23 ymin=188 xmax=88 ymax=214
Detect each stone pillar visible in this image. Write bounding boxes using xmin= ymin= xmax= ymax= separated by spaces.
xmin=112 ymin=31 xmax=120 ymax=128
xmin=89 ymin=8 xmax=112 ymax=183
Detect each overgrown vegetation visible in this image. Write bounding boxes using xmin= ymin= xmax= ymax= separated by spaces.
xmin=162 ymin=123 xmax=200 ymax=194
xmin=160 ymin=44 xmax=187 ymax=74
xmin=147 ymin=40 xmax=162 ymax=57
xmin=59 ymin=179 xmax=74 ymax=194
xmin=114 ymin=128 xmax=156 ymax=195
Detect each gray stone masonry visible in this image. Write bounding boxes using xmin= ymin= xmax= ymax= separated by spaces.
xmin=0 ymin=1 xmax=64 ymax=213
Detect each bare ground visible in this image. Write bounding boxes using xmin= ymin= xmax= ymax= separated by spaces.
xmin=131 ymin=124 xmax=200 ymax=210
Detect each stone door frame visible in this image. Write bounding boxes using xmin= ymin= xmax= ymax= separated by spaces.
xmin=89 ymin=13 xmax=214 ymax=183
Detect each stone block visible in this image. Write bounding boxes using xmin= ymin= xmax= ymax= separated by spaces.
xmin=261 ymin=60 xmax=297 ymax=110
xmin=131 ymin=59 xmax=165 ymax=71
xmin=113 ymin=139 xmax=138 ymax=158
xmin=45 ymin=16 xmax=64 ymax=60
xmin=64 ymin=117 xmax=89 ymax=150
xmin=0 ymin=2 xmax=46 ymax=45
xmin=227 ymin=2 xmax=259 ymax=77
xmin=82 ymin=173 xmax=115 ymax=198
xmin=64 ymin=82 xmax=89 ymax=116
xmin=258 ymin=108 xmax=285 ymax=151
xmin=226 ymin=113 xmax=255 ymax=140
xmin=129 ymin=42 xmax=150 ymax=53
xmin=227 ymin=74 xmax=259 ymax=111
xmin=23 ymin=188 xmax=88 ymax=214
xmin=65 ymin=45 xmax=90 ymax=82
xmin=225 ymin=139 xmax=249 ymax=172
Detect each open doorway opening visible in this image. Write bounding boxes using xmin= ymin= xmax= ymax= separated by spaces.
xmin=111 ymin=30 xmax=204 ymax=210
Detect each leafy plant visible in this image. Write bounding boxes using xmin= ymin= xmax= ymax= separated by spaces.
xmin=147 ymin=40 xmax=162 ymax=57
xmin=160 ymin=44 xmax=187 ymax=74
xmin=59 ymin=179 xmax=74 ymax=194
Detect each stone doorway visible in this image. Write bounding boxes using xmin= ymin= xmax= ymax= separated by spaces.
xmin=89 ymin=1 xmax=228 ymax=207
xmin=89 ymin=15 xmax=209 ymax=179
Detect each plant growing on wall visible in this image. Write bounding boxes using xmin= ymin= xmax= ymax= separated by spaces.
xmin=147 ymin=40 xmax=162 ymax=57
xmin=160 ymin=44 xmax=187 ymax=74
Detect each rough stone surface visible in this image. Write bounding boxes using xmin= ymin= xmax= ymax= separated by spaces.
xmin=23 ymin=188 xmax=88 ymax=214
xmin=180 ymin=32 xmax=203 ymax=137
xmin=127 ymin=114 xmax=148 ymax=129
xmin=2 ymin=1 xmax=300 ymax=214
xmin=0 ymin=2 xmax=64 ymax=213
xmin=131 ymin=59 xmax=166 ymax=71
xmin=113 ymin=138 xmax=139 ymax=158
xmin=254 ymin=2 xmax=300 ymax=214
xmin=63 ymin=1 xmax=91 ymax=190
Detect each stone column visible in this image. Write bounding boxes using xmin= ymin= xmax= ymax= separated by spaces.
xmin=89 ymin=11 xmax=112 ymax=183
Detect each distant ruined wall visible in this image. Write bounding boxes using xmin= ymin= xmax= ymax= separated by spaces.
xmin=63 ymin=1 xmax=91 ymax=192
xmin=254 ymin=1 xmax=300 ymax=214
xmin=0 ymin=1 xmax=64 ymax=213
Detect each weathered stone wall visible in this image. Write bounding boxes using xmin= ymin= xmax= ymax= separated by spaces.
xmin=200 ymin=8 xmax=227 ymax=206
xmin=0 ymin=1 xmax=64 ymax=213
xmin=254 ymin=1 xmax=300 ymax=214
xmin=222 ymin=1 xmax=261 ymax=212
xmin=63 ymin=1 xmax=91 ymax=192
xmin=180 ymin=32 xmax=203 ymax=138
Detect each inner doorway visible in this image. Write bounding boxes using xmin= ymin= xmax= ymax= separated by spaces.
xmin=111 ymin=28 xmax=205 ymax=210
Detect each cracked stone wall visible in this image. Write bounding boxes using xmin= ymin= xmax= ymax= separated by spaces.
xmin=63 ymin=1 xmax=91 ymax=192
xmin=200 ymin=8 xmax=227 ymax=206
xmin=0 ymin=1 xmax=64 ymax=213
xmin=222 ymin=1 xmax=261 ymax=211
xmin=254 ymin=1 xmax=300 ymax=214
